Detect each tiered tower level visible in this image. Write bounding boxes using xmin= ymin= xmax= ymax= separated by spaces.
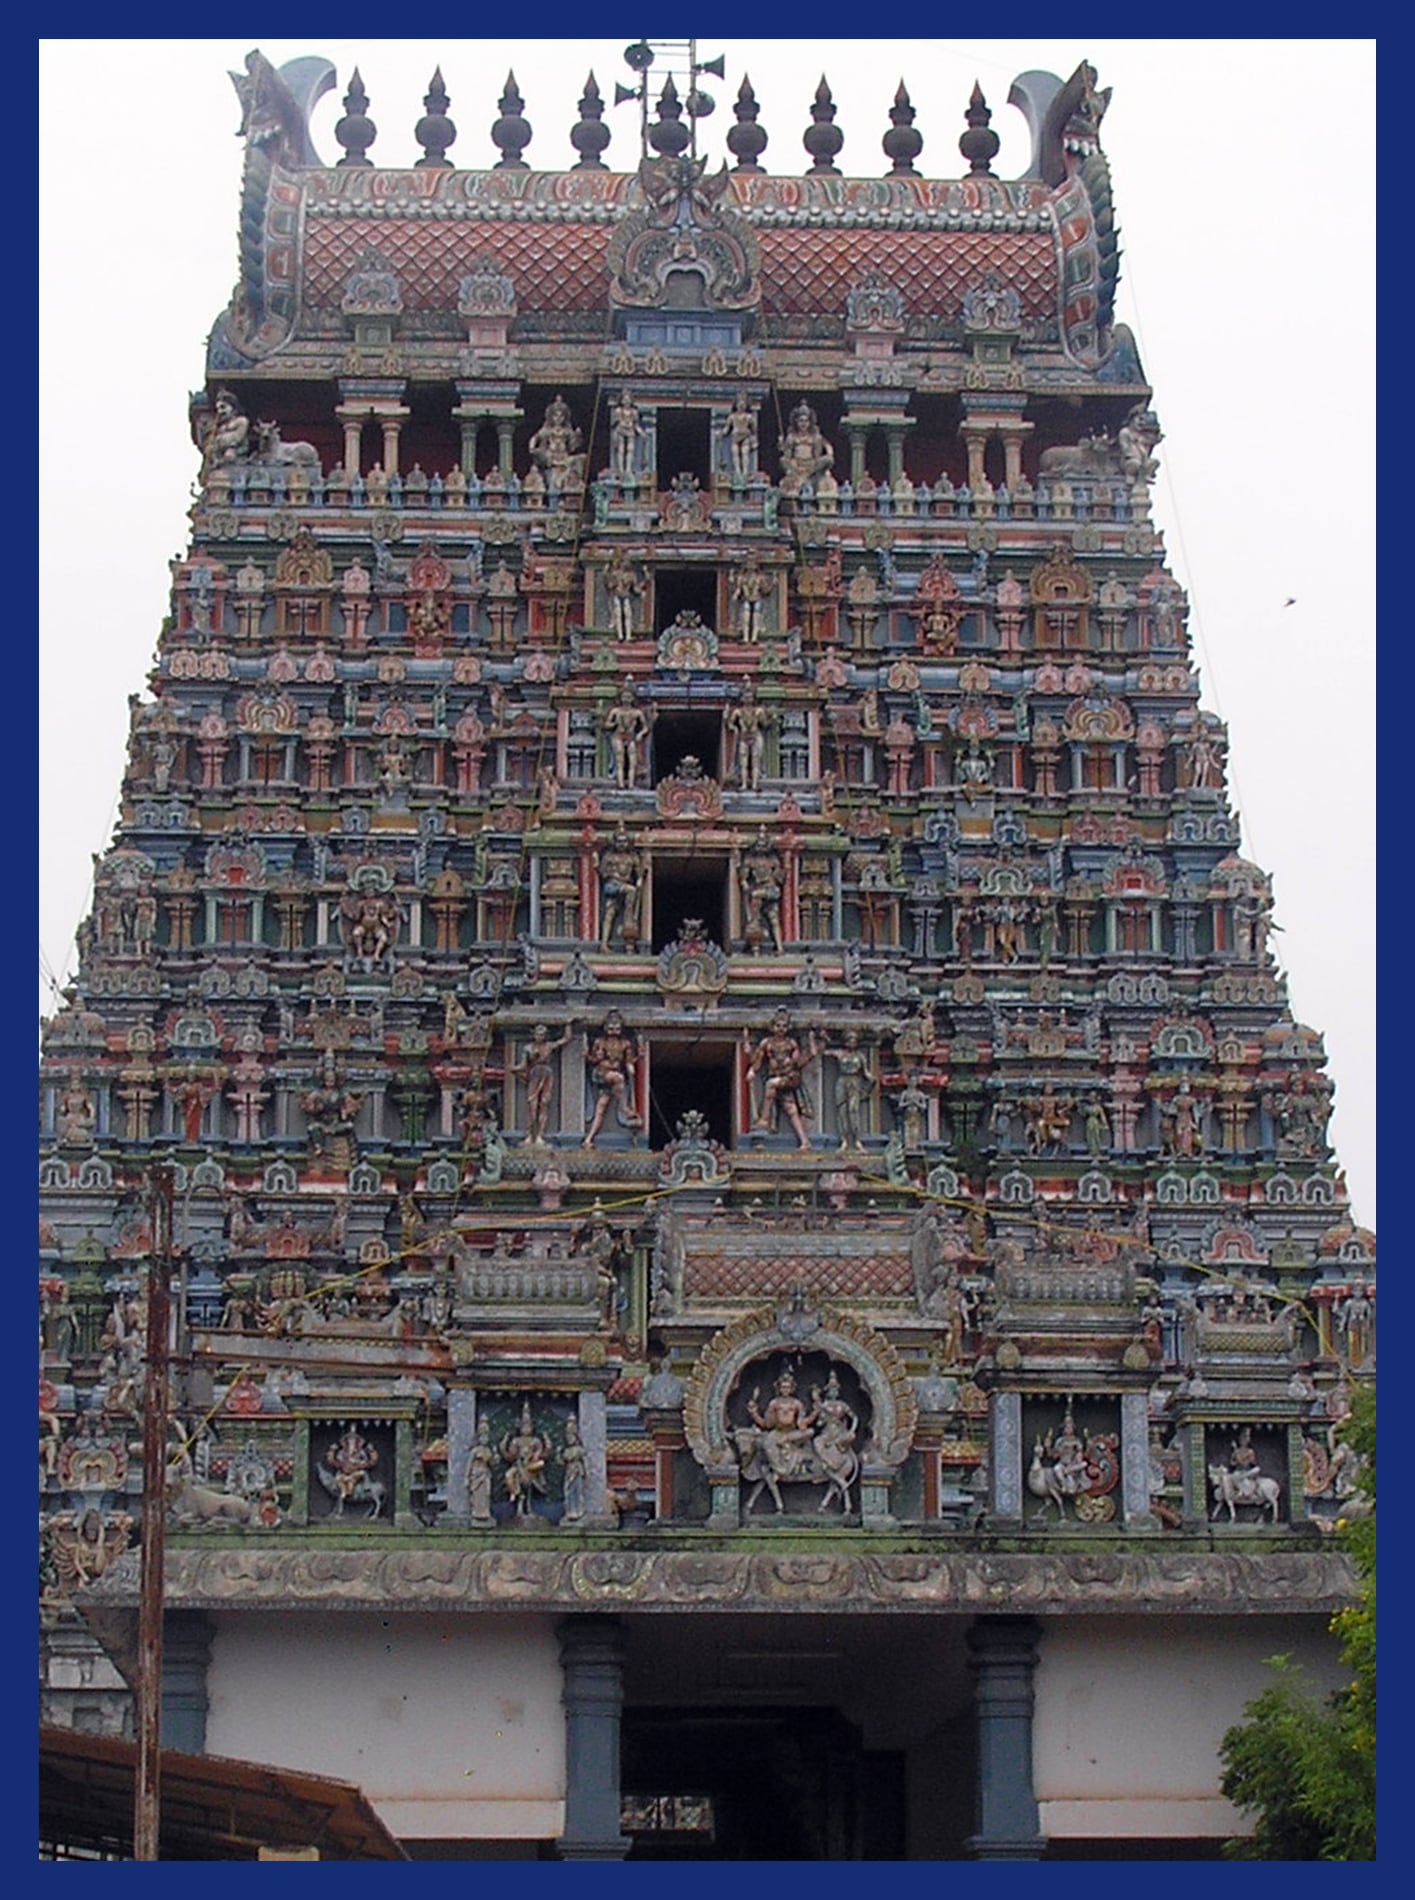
xmin=42 ymin=54 xmax=1372 ymax=1652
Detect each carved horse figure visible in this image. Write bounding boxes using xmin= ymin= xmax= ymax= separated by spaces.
xmin=1209 ymin=1464 xmax=1282 ymax=1524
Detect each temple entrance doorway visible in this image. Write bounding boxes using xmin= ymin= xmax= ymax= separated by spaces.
xmin=620 ymin=1613 xmax=976 ymax=1860
xmin=621 ymin=1707 xmax=903 ymax=1859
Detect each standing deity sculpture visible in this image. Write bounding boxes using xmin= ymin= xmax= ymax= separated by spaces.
xmin=729 ymin=553 xmax=773 ymax=642
xmin=821 ymin=1029 xmax=875 ymax=1150
xmin=198 ymin=388 xmax=251 ymax=481
xmin=739 ymin=827 xmax=785 ymax=951
xmin=600 ymin=682 xmax=651 ymax=789
xmin=597 ymin=827 xmax=647 ymax=950
xmin=745 ymin=1009 xmax=819 ymax=1150
xmin=466 ymin=1417 xmax=495 ymax=1523
xmin=512 ymin=1023 xmax=571 ymax=1146
xmin=725 ymin=680 xmax=774 ymax=790
xmin=582 ymin=1010 xmax=642 ymax=1148
xmin=726 ymin=392 xmax=759 ymax=485
xmin=603 ymin=553 xmax=646 ymax=641
xmin=610 ymin=393 xmax=644 ymax=482
xmin=560 ymin=1416 xmax=588 ymax=1522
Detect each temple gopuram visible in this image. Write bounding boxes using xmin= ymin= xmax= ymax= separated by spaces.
xmin=39 ymin=44 xmax=1374 ymax=1860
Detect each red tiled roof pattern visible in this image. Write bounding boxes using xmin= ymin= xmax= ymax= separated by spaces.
xmin=304 ymin=219 xmax=614 ymax=313
xmin=305 ymin=219 xmax=1056 ymax=321
xmin=758 ymin=228 xmax=1055 ymax=319
xmin=683 ymin=1248 xmax=913 ymax=1300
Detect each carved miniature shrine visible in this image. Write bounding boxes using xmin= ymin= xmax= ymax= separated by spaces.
xmin=39 ymin=46 xmax=1373 ymax=1859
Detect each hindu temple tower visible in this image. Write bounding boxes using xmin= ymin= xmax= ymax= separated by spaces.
xmin=39 ymin=43 xmax=1374 ymax=1860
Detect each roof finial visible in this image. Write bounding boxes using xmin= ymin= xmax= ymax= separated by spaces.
xmin=414 ymin=67 xmax=455 ymax=169
xmin=727 ymin=74 xmax=768 ymax=173
xmin=959 ymin=80 xmax=1000 ymax=176
xmin=571 ymin=72 xmax=610 ymax=170
xmin=883 ymin=79 xmax=922 ymax=176
xmin=492 ymin=72 xmax=532 ymax=170
xmin=804 ymin=76 xmax=844 ymax=176
xmin=649 ymin=75 xmax=691 ymax=157
xmin=334 ymin=68 xmax=376 ymax=168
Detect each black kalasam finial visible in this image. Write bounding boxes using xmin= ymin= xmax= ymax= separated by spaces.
xmin=414 ymin=67 xmax=456 ymax=169
xmin=883 ymin=80 xmax=922 ymax=176
xmin=727 ymin=74 xmax=768 ymax=172
xmin=334 ymin=68 xmax=376 ymax=168
xmin=960 ymin=80 xmax=1000 ymax=176
xmin=649 ymin=75 xmax=691 ymax=157
xmin=571 ymin=72 xmax=610 ymax=170
xmin=804 ymin=76 xmax=844 ymax=176
xmin=492 ymin=72 xmax=532 ymax=169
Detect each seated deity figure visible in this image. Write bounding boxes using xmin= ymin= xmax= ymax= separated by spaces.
xmin=779 ymin=400 xmax=835 ymax=496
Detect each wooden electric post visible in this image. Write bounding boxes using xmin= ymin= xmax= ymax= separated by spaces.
xmin=134 ymin=1163 xmax=174 ymax=1861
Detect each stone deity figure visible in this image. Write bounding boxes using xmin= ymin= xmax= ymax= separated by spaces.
xmin=822 ymin=1029 xmax=875 ymax=1151
xmin=745 ymin=1009 xmax=820 ymax=1150
xmin=810 ymin=1369 xmax=860 ymax=1512
xmin=560 ymin=1417 xmax=588 ymax=1522
xmin=779 ymin=400 xmax=835 ymax=496
xmin=500 ymin=1402 xmax=549 ymax=1516
xmin=603 ymin=553 xmax=645 ymax=641
xmin=601 ymin=683 xmax=651 ymax=789
xmin=598 ymin=828 xmax=647 ymax=949
xmin=466 ymin=1417 xmax=495 ymax=1523
xmin=730 ymin=554 xmax=773 ymax=642
xmin=1162 ymin=1079 xmax=1204 ymax=1157
xmin=1084 ymin=1098 xmax=1111 ymax=1157
xmin=1334 ymin=1282 xmax=1374 ymax=1370
xmin=610 ymin=394 xmax=644 ymax=482
xmin=318 ymin=1425 xmax=382 ymax=1519
xmin=895 ymin=1072 xmax=929 ymax=1151
xmin=747 ymin=1370 xmax=818 ymax=1472
xmin=528 ymin=393 xmax=585 ymax=490
xmin=726 ymin=392 xmax=759 ymax=485
xmin=582 ymin=1010 xmax=643 ymax=1148
xmin=199 ymin=388 xmax=251 ymax=482
xmin=512 ymin=1023 xmax=572 ymax=1146
xmin=725 ymin=680 xmax=774 ymax=790
xmin=740 ymin=827 xmax=785 ymax=951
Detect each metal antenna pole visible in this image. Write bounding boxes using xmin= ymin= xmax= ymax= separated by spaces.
xmin=134 ymin=1162 xmax=174 ymax=1861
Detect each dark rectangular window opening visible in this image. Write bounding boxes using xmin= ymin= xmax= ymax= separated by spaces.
xmin=652 ymin=709 xmax=722 ymax=784
xmin=656 ymin=409 xmax=713 ymax=489
xmin=651 ymin=857 xmax=728 ymax=952
xmin=648 ymin=1041 xmax=734 ymax=1150
xmin=655 ymin=566 xmax=719 ymax=635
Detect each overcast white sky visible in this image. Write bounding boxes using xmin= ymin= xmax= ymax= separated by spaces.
xmin=38 ymin=38 xmax=1375 ymax=1228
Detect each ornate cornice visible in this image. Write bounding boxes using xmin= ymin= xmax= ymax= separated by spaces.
xmin=83 ymin=1544 xmax=1356 ymax=1618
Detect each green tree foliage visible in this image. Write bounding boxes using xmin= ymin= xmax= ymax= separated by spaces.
xmin=1218 ymin=1384 xmax=1375 ymax=1859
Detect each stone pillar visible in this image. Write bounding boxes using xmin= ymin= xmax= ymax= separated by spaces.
xmin=380 ymin=408 xmax=411 ymax=475
xmin=1120 ymin=1388 xmax=1158 ymax=1528
xmin=845 ymin=424 xmax=868 ymax=488
xmin=961 ymin=427 xmax=990 ymax=492
xmin=966 ymin=1616 xmax=1044 ymax=1860
xmin=998 ymin=422 xmax=1034 ymax=491
xmin=556 ymin=1616 xmax=630 ymax=1861
xmin=443 ymin=1385 xmax=477 ymax=1527
xmin=496 ymin=421 xmax=517 ymax=478
xmin=578 ymin=1388 xmax=613 ymax=1526
xmin=338 ymin=410 xmax=365 ymax=476
xmin=161 ymin=1611 xmax=215 ymax=1753
xmin=988 ymin=1388 xmax=1024 ymax=1527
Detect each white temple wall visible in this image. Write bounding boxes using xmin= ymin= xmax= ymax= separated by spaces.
xmin=1034 ymin=1613 xmax=1347 ymax=1839
xmin=204 ymin=1611 xmax=565 ymax=1839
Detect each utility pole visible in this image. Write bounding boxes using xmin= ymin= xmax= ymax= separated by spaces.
xmin=134 ymin=1163 xmax=174 ymax=1861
